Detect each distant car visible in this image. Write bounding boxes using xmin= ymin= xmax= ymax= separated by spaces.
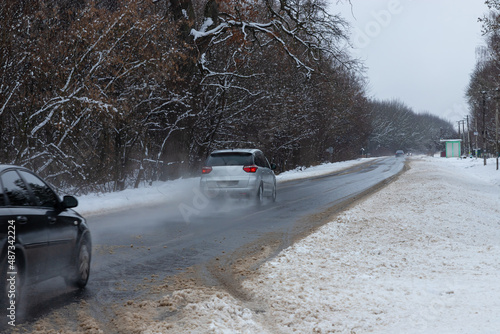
xmin=200 ymin=149 xmax=277 ymax=204
xmin=0 ymin=165 xmax=91 ymax=307
xmin=395 ymin=150 xmax=405 ymax=157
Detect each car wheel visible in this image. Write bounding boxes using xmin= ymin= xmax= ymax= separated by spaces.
xmin=271 ymin=183 xmax=277 ymax=202
xmin=256 ymin=183 xmax=264 ymax=205
xmin=66 ymin=239 xmax=91 ymax=289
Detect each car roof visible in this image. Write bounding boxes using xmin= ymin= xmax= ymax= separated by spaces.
xmin=0 ymin=164 xmax=28 ymax=173
xmin=210 ymin=149 xmax=262 ymax=155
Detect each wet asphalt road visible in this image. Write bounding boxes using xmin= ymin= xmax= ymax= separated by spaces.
xmin=9 ymin=156 xmax=405 ymax=329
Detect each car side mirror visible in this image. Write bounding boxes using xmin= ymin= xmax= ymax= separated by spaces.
xmin=270 ymin=163 xmax=277 ymax=170
xmin=62 ymin=195 xmax=78 ymax=209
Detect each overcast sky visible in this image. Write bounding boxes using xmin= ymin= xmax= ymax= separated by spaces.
xmin=332 ymin=0 xmax=488 ymax=124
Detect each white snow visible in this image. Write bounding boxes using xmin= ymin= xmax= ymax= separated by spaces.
xmin=190 ymin=17 xmax=218 ymax=40
xmin=76 ymin=177 xmax=200 ymax=217
xmin=242 ymin=155 xmax=500 ymax=333
xmin=75 ymin=155 xmax=500 ymax=333
xmin=275 ymin=158 xmax=377 ymax=182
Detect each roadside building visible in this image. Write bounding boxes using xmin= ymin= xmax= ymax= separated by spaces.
xmin=440 ymin=139 xmax=462 ymax=158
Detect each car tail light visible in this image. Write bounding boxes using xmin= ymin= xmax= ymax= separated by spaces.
xmin=202 ymin=166 xmax=212 ymax=174
xmin=243 ymin=165 xmax=258 ymax=173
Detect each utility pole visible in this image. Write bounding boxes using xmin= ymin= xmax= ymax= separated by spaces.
xmin=466 ymin=115 xmax=472 ymax=156
xmin=496 ymin=97 xmax=499 ymax=170
xmin=457 ymin=120 xmax=466 ymax=156
xmin=462 ymin=121 xmax=466 ymax=155
xmin=475 ymin=117 xmax=478 ymax=156
xmin=482 ymin=91 xmax=487 ymax=166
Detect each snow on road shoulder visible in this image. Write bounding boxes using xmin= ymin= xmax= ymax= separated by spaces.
xmin=275 ymin=158 xmax=377 ymax=182
xmin=76 ymin=177 xmax=200 ymax=217
xmin=240 ymin=156 xmax=500 ymax=333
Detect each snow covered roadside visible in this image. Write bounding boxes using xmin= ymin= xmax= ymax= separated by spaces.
xmin=274 ymin=157 xmax=377 ymax=182
xmin=76 ymin=158 xmax=376 ymax=217
xmin=241 ymin=156 xmax=500 ymax=333
xmin=134 ymin=156 xmax=500 ymax=334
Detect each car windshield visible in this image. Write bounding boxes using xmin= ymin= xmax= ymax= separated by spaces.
xmin=206 ymin=153 xmax=253 ymax=166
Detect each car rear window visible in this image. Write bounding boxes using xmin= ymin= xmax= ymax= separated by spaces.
xmin=206 ymin=152 xmax=254 ymax=166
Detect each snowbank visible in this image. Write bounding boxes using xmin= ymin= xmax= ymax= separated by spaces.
xmin=76 ymin=177 xmax=200 ymax=217
xmin=241 ymin=156 xmax=500 ymax=333
xmin=275 ymin=158 xmax=377 ymax=182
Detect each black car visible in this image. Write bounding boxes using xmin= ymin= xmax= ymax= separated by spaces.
xmin=0 ymin=165 xmax=91 ymax=309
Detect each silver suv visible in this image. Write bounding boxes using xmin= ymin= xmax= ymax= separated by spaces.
xmin=200 ymin=149 xmax=276 ymax=204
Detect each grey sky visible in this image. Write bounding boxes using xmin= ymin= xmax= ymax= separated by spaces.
xmin=332 ymin=0 xmax=487 ymax=123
